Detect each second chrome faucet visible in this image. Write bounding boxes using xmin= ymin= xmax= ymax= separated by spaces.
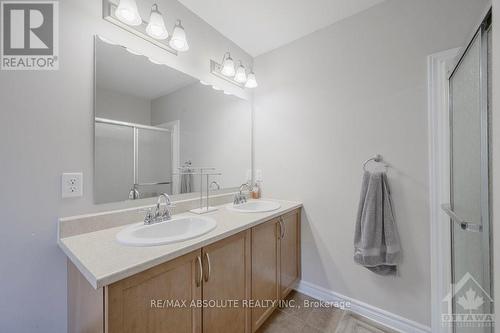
xmin=234 ymin=183 xmax=250 ymax=205
xmin=143 ymin=193 xmax=175 ymax=225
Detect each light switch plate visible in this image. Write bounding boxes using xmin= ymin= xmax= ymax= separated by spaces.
xmin=62 ymin=172 xmax=83 ymax=198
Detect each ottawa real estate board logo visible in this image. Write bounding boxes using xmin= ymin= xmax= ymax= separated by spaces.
xmin=442 ymin=272 xmax=495 ymax=328
xmin=1 ymin=1 xmax=59 ymax=70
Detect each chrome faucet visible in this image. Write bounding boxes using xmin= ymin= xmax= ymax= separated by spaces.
xmin=143 ymin=193 xmax=175 ymax=225
xmin=210 ymin=181 xmax=221 ymax=191
xmin=128 ymin=186 xmax=140 ymax=200
xmin=234 ymin=183 xmax=250 ymax=205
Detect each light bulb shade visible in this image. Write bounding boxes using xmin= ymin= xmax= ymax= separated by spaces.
xmin=234 ymin=63 xmax=247 ymax=83
xmin=245 ymin=72 xmax=258 ymax=88
xmin=221 ymin=53 xmax=235 ymax=76
xmin=169 ymin=20 xmax=189 ymax=51
xmin=115 ymin=0 xmax=142 ymax=26
xmin=146 ymin=5 xmax=168 ymax=40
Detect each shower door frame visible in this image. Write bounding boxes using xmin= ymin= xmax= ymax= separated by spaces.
xmin=427 ymin=8 xmax=492 ymax=333
xmin=447 ymin=10 xmax=492 ymax=332
xmin=428 ymin=47 xmax=458 ymax=333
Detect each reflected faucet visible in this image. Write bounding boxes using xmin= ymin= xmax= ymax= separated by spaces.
xmin=210 ymin=181 xmax=221 ymax=191
xmin=128 ymin=186 xmax=140 ymax=200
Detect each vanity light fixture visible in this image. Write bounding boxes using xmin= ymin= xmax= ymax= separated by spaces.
xmin=212 ymin=85 xmax=222 ymax=91
xmin=146 ymin=4 xmax=168 ymax=40
xmin=115 ymin=0 xmax=142 ymax=26
xmin=210 ymin=54 xmax=257 ymax=89
xmin=103 ymin=0 xmax=189 ymax=56
xmin=245 ymin=71 xmax=258 ymax=88
xmin=234 ymin=61 xmax=247 ymax=83
xmin=199 ymin=80 xmax=210 ymax=85
xmin=169 ymin=20 xmax=189 ymax=52
xmin=220 ymin=52 xmax=235 ymax=77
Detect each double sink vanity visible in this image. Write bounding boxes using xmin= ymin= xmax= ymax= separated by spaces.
xmin=59 ymin=195 xmax=302 ymax=333
xmin=60 ymin=33 xmax=303 ymax=333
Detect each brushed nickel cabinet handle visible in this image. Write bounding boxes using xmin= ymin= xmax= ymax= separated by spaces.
xmin=204 ymin=252 xmax=211 ymax=282
xmin=279 ymin=217 xmax=285 ymax=239
xmin=196 ymin=256 xmax=203 ymax=287
xmin=278 ymin=219 xmax=282 ymax=239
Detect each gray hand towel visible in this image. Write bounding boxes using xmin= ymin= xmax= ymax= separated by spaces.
xmin=354 ymin=171 xmax=401 ymax=275
xmin=180 ymin=172 xmax=193 ymax=194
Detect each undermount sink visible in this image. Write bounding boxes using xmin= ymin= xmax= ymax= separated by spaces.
xmin=227 ymin=200 xmax=281 ymax=213
xmin=116 ymin=216 xmax=217 ymax=247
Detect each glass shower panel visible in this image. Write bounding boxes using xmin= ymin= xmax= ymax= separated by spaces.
xmin=137 ymin=128 xmax=173 ymax=197
xmin=449 ymin=25 xmax=492 ymax=333
xmin=94 ymin=122 xmax=134 ymax=203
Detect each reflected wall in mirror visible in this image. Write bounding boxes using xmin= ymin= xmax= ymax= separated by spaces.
xmin=94 ymin=36 xmax=252 ymax=204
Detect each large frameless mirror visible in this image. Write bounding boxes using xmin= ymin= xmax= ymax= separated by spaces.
xmin=94 ymin=36 xmax=252 ymax=204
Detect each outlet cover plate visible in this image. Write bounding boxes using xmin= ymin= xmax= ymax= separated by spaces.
xmin=62 ymin=173 xmax=83 ymax=198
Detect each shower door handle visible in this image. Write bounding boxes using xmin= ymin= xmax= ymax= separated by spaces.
xmin=441 ymin=204 xmax=482 ymax=232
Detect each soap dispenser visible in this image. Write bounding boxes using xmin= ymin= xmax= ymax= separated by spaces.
xmin=251 ymin=181 xmax=261 ymax=199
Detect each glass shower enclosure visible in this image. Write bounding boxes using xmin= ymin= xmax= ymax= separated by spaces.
xmin=94 ymin=118 xmax=173 ymax=204
xmin=442 ymin=11 xmax=493 ymax=333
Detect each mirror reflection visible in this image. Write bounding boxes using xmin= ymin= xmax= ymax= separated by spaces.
xmin=94 ymin=37 xmax=252 ymax=204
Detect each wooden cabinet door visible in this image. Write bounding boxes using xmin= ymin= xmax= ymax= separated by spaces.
xmin=279 ymin=209 xmax=301 ymax=299
xmin=202 ymin=230 xmax=251 ymax=333
xmin=251 ymin=219 xmax=279 ymax=332
xmin=106 ymin=250 xmax=202 ymax=333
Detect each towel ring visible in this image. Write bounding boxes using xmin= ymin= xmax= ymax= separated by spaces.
xmin=363 ymin=154 xmax=387 ymax=171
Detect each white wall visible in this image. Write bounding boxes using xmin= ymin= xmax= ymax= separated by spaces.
xmin=253 ymin=0 xmax=489 ymax=326
xmin=0 ymin=0 xmax=252 ymax=331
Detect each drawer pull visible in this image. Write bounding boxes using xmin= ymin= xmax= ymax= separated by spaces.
xmin=204 ymin=252 xmax=211 ymax=282
xmin=196 ymin=256 xmax=203 ymax=287
xmin=278 ymin=217 xmax=285 ymax=239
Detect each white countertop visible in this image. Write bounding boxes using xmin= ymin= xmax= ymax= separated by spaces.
xmin=58 ymin=199 xmax=302 ymax=289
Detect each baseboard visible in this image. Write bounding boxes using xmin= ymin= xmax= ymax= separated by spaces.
xmin=295 ymin=280 xmax=431 ymax=333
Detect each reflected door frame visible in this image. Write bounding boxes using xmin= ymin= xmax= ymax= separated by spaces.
xmin=159 ymin=120 xmax=180 ymax=195
xmin=428 ymin=47 xmax=460 ymax=333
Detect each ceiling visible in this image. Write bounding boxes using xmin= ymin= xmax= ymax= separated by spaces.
xmin=178 ymin=0 xmax=386 ymax=57
xmin=96 ymin=39 xmax=197 ymax=100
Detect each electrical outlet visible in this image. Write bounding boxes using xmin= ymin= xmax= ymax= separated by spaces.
xmin=62 ymin=173 xmax=83 ymax=198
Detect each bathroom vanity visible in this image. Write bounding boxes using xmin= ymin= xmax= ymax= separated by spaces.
xmin=60 ymin=33 xmax=304 ymax=333
xmin=59 ymin=199 xmax=301 ymax=333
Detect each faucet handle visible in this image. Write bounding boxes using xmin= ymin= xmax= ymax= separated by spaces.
xmin=233 ymin=193 xmax=247 ymax=205
xmin=140 ymin=208 xmax=155 ymax=224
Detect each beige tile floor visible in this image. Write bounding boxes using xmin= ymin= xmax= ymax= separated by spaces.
xmin=256 ymin=291 xmax=398 ymax=333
